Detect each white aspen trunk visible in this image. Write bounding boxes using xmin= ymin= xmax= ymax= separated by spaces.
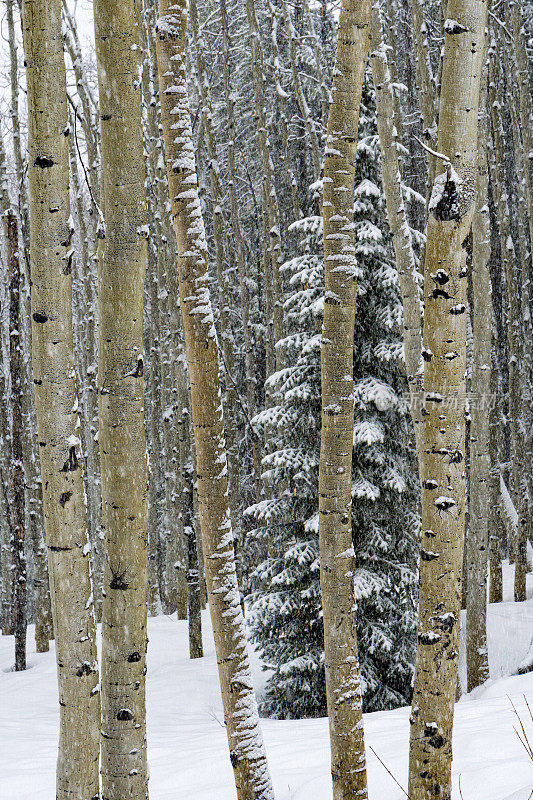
xmin=318 ymin=1 xmax=371 ymax=799
xmin=155 ymin=3 xmax=274 ymax=797
xmin=6 ymin=205 xmax=27 ymax=672
xmin=370 ymin=1 xmax=422 ymax=444
xmin=0 ymin=131 xmax=14 ymax=639
xmin=488 ymin=343 xmax=504 ymax=604
xmin=487 ymin=35 xmax=528 ymax=603
xmin=245 ymin=0 xmax=284 ymax=374
xmin=466 ymin=78 xmax=491 ymax=692
xmin=266 ymin=0 xmax=302 ymax=221
xmin=408 ymin=3 xmax=488 ymax=800
xmin=20 ymin=0 xmax=100 ymax=795
xmin=410 ymin=0 xmax=438 ymax=179
xmin=282 ymin=0 xmax=321 ymax=183
xmin=93 ymin=0 xmax=150 ymax=796
xmin=220 ymin=0 xmax=263 ymax=500
xmin=189 ymin=0 xmax=241 ymax=568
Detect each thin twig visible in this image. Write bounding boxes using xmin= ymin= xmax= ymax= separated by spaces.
xmin=413 ymin=134 xmax=451 ymax=166
xmin=369 ymin=746 xmax=410 ymax=799
xmin=69 ymin=98 xmax=104 ymax=228
xmin=489 ymin=10 xmax=513 ymax=40
xmin=218 ymin=343 xmax=261 ymax=441
xmin=509 ymin=695 xmax=533 ymax=760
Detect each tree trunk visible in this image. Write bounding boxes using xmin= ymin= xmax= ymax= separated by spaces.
xmin=155 ymin=3 xmax=274 ymax=798
xmin=318 ymin=1 xmax=371 ymax=799
xmin=466 ymin=80 xmax=491 ymax=692
xmin=94 ymin=0 xmax=150 ymax=796
xmin=21 ymin=0 xmax=100 ymax=794
xmin=220 ymin=0 xmax=262 ymax=500
xmin=408 ymin=3 xmax=488 ymax=800
xmin=7 ymin=208 xmax=27 ymax=672
xmin=245 ymin=0 xmax=284 ymax=375
xmin=370 ymin=1 xmax=422 ymax=443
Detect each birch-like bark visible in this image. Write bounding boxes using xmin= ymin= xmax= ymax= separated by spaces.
xmin=245 ymin=0 xmax=284 ymax=374
xmin=370 ymin=2 xmax=422 ymax=443
xmin=21 ymin=0 xmax=100 ymax=795
xmin=266 ymin=0 xmax=302 ymax=220
xmin=318 ymin=2 xmax=371 ymax=799
xmin=508 ymin=0 xmax=533 ymax=251
xmin=410 ymin=0 xmax=438 ymax=171
xmin=220 ymin=0 xmax=263 ymax=499
xmin=466 ymin=81 xmax=491 ymax=692
xmin=282 ymin=0 xmax=321 ymax=182
xmin=189 ymin=0 xmax=240 ymax=547
xmin=94 ymin=0 xmax=150 ymax=796
xmin=487 ymin=37 xmax=528 ymax=602
xmin=156 ymin=3 xmax=274 ymax=797
xmin=0 ymin=132 xmax=13 ymax=638
xmin=408 ymin=4 xmax=488 ymax=799
xmin=488 ymin=336 xmax=503 ymax=603
xmin=7 ymin=207 xmax=27 ymax=671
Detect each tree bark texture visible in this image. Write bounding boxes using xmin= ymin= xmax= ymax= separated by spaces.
xmin=318 ymin=2 xmax=371 ymax=799
xmin=21 ymin=0 xmax=100 ymax=795
xmin=466 ymin=80 xmax=491 ymax=692
xmin=94 ymin=0 xmax=150 ymax=797
xmin=7 ymin=208 xmax=27 ymax=672
xmin=408 ymin=3 xmax=488 ymax=800
xmin=156 ymin=3 xmax=274 ymax=798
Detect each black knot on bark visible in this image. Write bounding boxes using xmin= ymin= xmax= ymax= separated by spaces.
xmin=116 ymin=708 xmax=134 ymax=721
xmin=127 ymin=651 xmax=142 ymax=663
xmin=33 ymin=312 xmax=48 ymax=323
xmin=59 ymin=491 xmax=72 ymax=507
xmin=61 ymin=446 xmax=79 ymax=473
xmin=35 ymin=155 xmax=54 ymax=169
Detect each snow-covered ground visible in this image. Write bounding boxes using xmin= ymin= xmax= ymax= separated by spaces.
xmin=1 ymin=564 xmax=532 ymax=800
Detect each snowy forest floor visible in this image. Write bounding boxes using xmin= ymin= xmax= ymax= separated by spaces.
xmin=1 ymin=562 xmax=532 ymax=800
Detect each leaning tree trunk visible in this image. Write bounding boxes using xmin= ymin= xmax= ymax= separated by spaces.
xmin=20 ymin=0 xmax=100 ymax=796
xmin=155 ymin=3 xmax=274 ymax=799
xmin=93 ymin=0 xmax=150 ymax=797
xmin=408 ymin=3 xmax=488 ymax=800
xmin=466 ymin=80 xmax=491 ymax=692
xmin=318 ymin=2 xmax=371 ymax=799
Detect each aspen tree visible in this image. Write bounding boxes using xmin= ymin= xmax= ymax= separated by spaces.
xmin=93 ymin=0 xmax=150 ymax=795
xmin=7 ymin=205 xmax=27 ymax=672
xmin=220 ymin=0 xmax=262 ymax=499
xmin=410 ymin=0 xmax=438 ymax=178
xmin=302 ymin=0 xmax=331 ymax=134
xmin=370 ymin=2 xmax=422 ymax=436
xmin=156 ymin=2 xmax=274 ymax=797
xmin=189 ymin=0 xmax=240 ymax=553
xmin=318 ymin=1 xmax=372 ymax=798
xmin=245 ymin=0 xmax=284 ymax=374
xmin=20 ymin=0 xmax=100 ymax=795
xmin=488 ymin=35 xmax=528 ymax=602
xmin=0 ymin=132 xmax=13 ymax=638
xmin=266 ymin=0 xmax=302 ymax=221
xmin=408 ymin=3 xmax=488 ymax=799
xmin=281 ymin=0 xmax=321 ymax=183
xmin=508 ymin=0 xmax=533 ymax=251
xmin=0 ymin=348 xmax=12 ymax=636
xmin=488 ymin=342 xmax=503 ymax=604
xmin=466 ymin=80 xmax=491 ymax=692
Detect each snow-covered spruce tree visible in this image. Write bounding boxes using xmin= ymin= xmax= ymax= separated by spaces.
xmin=247 ymin=79 xmax=418 ymax=720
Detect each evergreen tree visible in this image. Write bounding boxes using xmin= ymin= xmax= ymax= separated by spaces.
xmin=247 ymin=78 xmax=419 ymax=719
